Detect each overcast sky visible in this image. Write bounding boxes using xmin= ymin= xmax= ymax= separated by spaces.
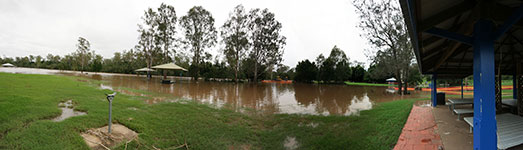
xmin=0 ymin=0 xmax=370 ymax=68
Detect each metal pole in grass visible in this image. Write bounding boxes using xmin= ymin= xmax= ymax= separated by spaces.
xmin=105 ymin=93 xmax=116 ymax=133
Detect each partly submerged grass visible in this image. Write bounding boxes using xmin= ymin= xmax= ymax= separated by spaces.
xmin=261 ymin=98 xmax=425 ymax=149
xmin=0 ymin=72 xmax=424 ymax=149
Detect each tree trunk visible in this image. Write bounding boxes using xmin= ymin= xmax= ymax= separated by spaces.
xmin=254 ymin=61 xmax=258 ymax=82
xmin=193 ymin=47 xmax=200 ymax=81
xmin=403 ymin=66 xmax=409 ymax=94
xmin=234 ymin=48 xmax=239 ymax=82
xmin=403 ymin=81 xmax=408 ymax=95
xmin=234 ymin=65 xmax=238 ymax=82
xmin=396 ymin=70 xmax=403 ymax=95
xmin=147 ymin=55 xmax=153 ymax=79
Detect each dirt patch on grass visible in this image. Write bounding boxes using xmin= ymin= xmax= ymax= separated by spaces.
xmin=81 ymin=124 xmax=138 ymax=150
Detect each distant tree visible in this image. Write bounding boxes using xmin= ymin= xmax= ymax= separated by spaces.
xmin=29 ymin=55 xmax=35 ymax=67
xmin=200 ymin=60 xmax=231 ymax=80
xmin=75 ymin=37 xmax=92 ymax=73
xmin=315 ymin=54 xmax=325 ymax=68
xmin=137 ymin=8 xmax=161 ymax=78
xmin=241 ymin=57 xmax=267 ymax=81
xmin=179 ymin=6 xmax=217 ymax=80
xmin=1 ymin=57 xmax=13 ymax=64
xmin=45 ymin=54 xmax=61 ymax=69
xmin=90 ymin=54 xmax=103 ymax=73
xmin=407 ymin=63 xmax=423 ymax=86
xmin=335 ymin=60 xmax=351 ymax=82
xmin=294 ymin=60 xmax=318 ymax=83
xmin=319 ymin=46 xmax=351 ymax=83
xmin=275 ymin=64 xmax=291 ymax=80
xmin=221 ymin=5 xmax=250 ymax=82
xmin=35 ymin=55 xmax=42 ymax=68
xmin=328 ymin=46 xmax=349 ymax=64
xmin=364 ymin=64 xmax=384 ymax=83
xmin=351 ymin=64 xmax=366 ymax=82
xmin=62 ymin=54 xmax=76 ymax=70
xmin=353 ymin=0 xmax=414 ymax=94
xmin=248 ymin=8 xmax=286 ymax=82
xmin=173 ymin=52 xmax=191 ymax=69
xmin=156 ymin=3 xmax=177 ymax=63
xmin=319 ymin=58 xmax=336 ymax=82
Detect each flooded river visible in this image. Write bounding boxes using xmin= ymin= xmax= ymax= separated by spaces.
xmin=0 ymin=67 xmax=429 ymax=115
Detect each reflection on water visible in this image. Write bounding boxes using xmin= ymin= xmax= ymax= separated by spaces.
xmin=100 ymin=84 xmax=113 ymax=90
xmin=0 ymin=67 xmax=429 ymax=115
xmin=345 ymin=94 xmax=372 ymax=116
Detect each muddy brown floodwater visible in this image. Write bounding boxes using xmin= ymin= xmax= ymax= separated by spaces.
xmin=0 ymin=67 xmax=430 ymax=115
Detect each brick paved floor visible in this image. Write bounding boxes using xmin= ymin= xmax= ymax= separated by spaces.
xmin=393 ymin=105 xmax=443 ymax=150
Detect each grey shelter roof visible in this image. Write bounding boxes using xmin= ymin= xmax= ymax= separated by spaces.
xmin=135 ymin=68 xmax=156 ymax=72
xmin=399 ymin=0 xmax=523 ymax=79
xmin=151 ymin=63 xmax=187 ymax=71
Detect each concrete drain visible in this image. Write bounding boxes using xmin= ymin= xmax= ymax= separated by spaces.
xmin=81 ymin=124 xmax=138 ymax=150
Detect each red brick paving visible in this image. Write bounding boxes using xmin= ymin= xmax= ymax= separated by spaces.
xmin=393 ymin=105 xmax=443 ymax=150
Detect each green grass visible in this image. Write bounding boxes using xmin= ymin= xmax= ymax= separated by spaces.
xmin=344 ymin=81 xmax=395 ymax=87
xmin=455 ymin=79 xmax=513 ymax=86
xmin=263 ymin=98 xmax=425 ymax=149
xmin=0 ymin=73 xmax=424 ymax=149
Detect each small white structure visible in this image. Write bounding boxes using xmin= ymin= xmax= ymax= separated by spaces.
xmin=386 ymin=77 xmax=397 ymax=82
xmin=1 ymin=63 xmax=15 ymax=67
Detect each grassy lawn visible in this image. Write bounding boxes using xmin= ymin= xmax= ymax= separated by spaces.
xmin=344 ymin=81 xmax=394 ymax=87
xmin=0 ymin=73 xmax=423 ymax=149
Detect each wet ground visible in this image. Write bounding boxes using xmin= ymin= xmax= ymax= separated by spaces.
xmin=394 ymin=102 xmax=442 ymax=150
xmin=52 ymin=100 xmax=86 ymax=122
xmin=0 ymin=67 xmax=430 ymax=115
xmin=431 ymin=101 xmax=473 ymax=150
xmin=430 ymin=99 xmax=523 ymax=150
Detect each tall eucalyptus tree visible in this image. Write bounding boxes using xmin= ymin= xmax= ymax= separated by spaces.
xmin=179 ymin=6 xmax=217 ymax=80
xmin=221 ymin=5 xmax=250 ymax=82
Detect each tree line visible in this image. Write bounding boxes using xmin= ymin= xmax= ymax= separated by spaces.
xmin=135 ymin=4 xmax=286 ymax=81
xmin=0 ymin=4 xmax=287 ymax=82
xmin=0 ymin=2 xmax=424 ymax=88
xmin=293 ymin=45 xmax=421 ymax=84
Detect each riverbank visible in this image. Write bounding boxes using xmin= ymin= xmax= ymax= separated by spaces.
xmin=310 ymin=81 xmax=394 ymax=87
xmin=344 ymin=81 xmax=394 ymax=87
xmin=0 ymin=72 xmax=428 ymax=149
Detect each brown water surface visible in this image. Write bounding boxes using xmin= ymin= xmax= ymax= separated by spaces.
xmin=0 ymin=67 xmax=429 ymax=115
